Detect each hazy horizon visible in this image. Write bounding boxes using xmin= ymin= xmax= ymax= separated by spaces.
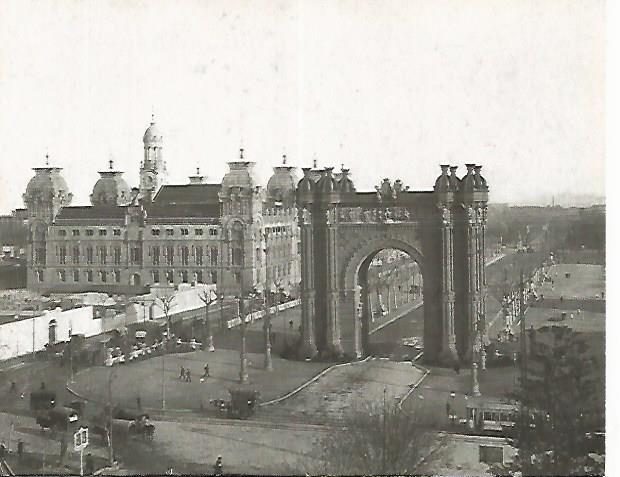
xmin=0 ymin=0 xmax=605 ymax=213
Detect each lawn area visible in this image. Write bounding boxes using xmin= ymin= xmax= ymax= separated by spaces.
xmin=537 ymin=264 xmax=605 ymax=300
xmin=70 ymin=347 xmax=331 ymax=412
xmin=523 ymin=306 xmax=604 ymax=334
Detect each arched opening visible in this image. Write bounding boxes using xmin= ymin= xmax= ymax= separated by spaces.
xmin=357 ymin=249 xmax=423 ymax=358
xmin=48 ymin=319 xmax=57 ymax=345
xmin=340 ymin=238 xmax=425 ymax=359
xmin=131 ymin=273 xmax=141 ymax=286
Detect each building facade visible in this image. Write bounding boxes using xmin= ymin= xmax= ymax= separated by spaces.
xmin=23 ymin=119 xmax=300 ymax=297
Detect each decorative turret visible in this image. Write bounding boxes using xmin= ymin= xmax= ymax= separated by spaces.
xmin=461 ymin=164 xmax=477 ymax=193
xmin=91 ymin=159 xmax=131 ymax=206
xmin=23 ymin=154 xmax=73 ymax=223
xmin=338 ymin=168 xmax=356 ymax=194
xmin=296 ymin=168 xmax=316 ymax=206
xmin=459 ymin=164 xmax=489 ymax=204
xmin=434 ymin=165 xmax=452 ymax=193
xmin=474 ymin=165 xmax=489 ymax=192
xmin=316 ymin=167 xmax=340 ymax=204
xmin=449 ymin=166 xmax=460 ymax=192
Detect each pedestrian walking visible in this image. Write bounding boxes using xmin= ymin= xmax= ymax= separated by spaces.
xmin=200 ymin=364 xmax=209 ymax=383
xmin=214 ymin=456 xmax=223 ymax=476
xmin=9 ymin=381 xmax=16 ymax=393
xmin=454 ymin=362 xmax=460 ymax=375
xmin=136 ymin=396 xmax=142 ymax=410
xmin=185 ymin=369 xmax=192 ymax=382
xmin=179 ymin=366 xmax=185 ymax=380
xmin=446 ymin=401 xmax=451 ymax=419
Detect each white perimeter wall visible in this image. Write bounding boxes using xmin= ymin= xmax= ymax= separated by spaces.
xmin=0 ymin=306 xmax=100 ymax=361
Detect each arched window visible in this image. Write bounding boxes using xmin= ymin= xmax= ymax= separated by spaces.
xmin=48 ymin=319 xmax=57 ymax=344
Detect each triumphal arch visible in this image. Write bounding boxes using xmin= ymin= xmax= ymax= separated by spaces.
xmin=295 ymin=164 xmax=489 ymax=366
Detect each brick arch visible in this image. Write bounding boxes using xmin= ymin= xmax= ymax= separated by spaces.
xmin=341 ymin=236 xmax=425 ymax=292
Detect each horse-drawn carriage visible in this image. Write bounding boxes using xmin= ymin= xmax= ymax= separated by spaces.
xmin=210 ymin=389 xmax=260 ymax=419
xmin=91 ymin=407 xmax=155 ymax=442
xmin=30 ymin=389 xmax=80 ymax=432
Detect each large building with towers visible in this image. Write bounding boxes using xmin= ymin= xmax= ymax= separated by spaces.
xmin=22 ymin=117 xmax=301 ymax=297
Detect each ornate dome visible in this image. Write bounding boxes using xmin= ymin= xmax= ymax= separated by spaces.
xmin=24 ymin=165 xmax=72 ymax=206
xmin=91 ymin=161 xmax=131 ymax=206
xmin=143 ymin=115 xmax=163 ymax=146
xmin=221 ymin=149 xmax=260 ymax=192
xmin=267 ymin=156 xmax=299 ymax=203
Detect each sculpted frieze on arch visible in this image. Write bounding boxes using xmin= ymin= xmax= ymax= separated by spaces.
xmin=335 ymin=226 xmax=423 ymax=264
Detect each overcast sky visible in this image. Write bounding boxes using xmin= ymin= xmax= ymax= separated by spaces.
xmin=0 ymin=0 xmax=604 ymax=212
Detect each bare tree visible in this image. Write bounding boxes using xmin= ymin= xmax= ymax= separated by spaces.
xmin=312 ymin=400 xmax=436 ymax=476
xmin=155 ymin=295 xmax=176 ymax=340
xmin=377 ymin=266 xmax=398 ymax=313
xmin=197 ymin=288 xmax=217 ymax=351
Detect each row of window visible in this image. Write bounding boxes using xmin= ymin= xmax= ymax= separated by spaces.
xmin=264 ymin=226 xmax=292 ymax=235
xmin=55 ymin=246 xmax=136 ymax=265
xmin=58 ymin=228 xmax=122 ymax=237
xmin=56 ymin=227 xmax=222 ymax=238
xmin=35 ymin=269 xmax=219 ymax=285
xmin=36 ymin=269 xmax=122 ymax=283
xmin=151 ymin=228 xmax=218 ymax=237
xmin=151 ymin=269 xmax=217 ymax=285
xmin=52 ymin=244 xmax=249 ymax=267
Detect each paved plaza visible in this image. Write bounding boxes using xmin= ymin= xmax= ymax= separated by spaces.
xmin=70 ymin=347 xmax=331 ymax=411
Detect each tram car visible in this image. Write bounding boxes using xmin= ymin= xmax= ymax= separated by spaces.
xmin=30 ymin=390 xmax=80 ymax=432
xmin=463 ymin=397 xmax=520 ymax=437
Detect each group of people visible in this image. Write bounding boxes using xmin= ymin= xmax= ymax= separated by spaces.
xmin=179 ymin=363 xmax=210 ymax=383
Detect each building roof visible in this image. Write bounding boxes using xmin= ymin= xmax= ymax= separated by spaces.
xmin=145 ymin=204 xmax=221 ymax=224
xmin=153 ymin=184 xmax=221 ymax=206
xmin=54 ymin=206 xmax=128 ymax=223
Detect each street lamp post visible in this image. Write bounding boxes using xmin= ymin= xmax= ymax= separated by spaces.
xmin=262 ymin=242 xmax=274 ymax=371
xmin=233 ymin=221 xmax=249 ymax=385
xmin=263 ymin=290 xmax=273 ymax=371
xmin=273 ymin=278 xmax=284 ymax=332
